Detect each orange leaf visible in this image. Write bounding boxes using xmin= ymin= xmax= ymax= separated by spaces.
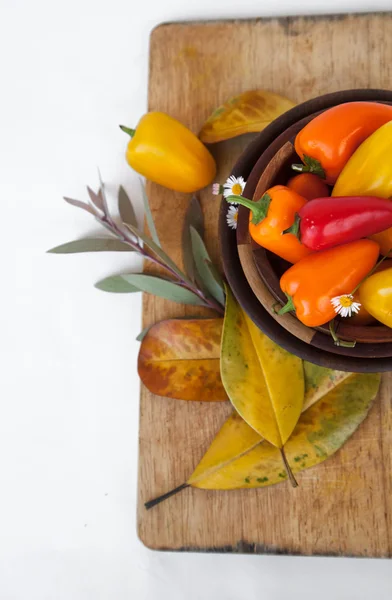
xmin=138 ymin=319 xmax=228 ymax=401
xmin=199 ymin=90 xmax=296 ymax=143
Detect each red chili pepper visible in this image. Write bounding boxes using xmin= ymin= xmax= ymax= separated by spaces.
xmin=284 ymin=196 xmax=392 ymax=251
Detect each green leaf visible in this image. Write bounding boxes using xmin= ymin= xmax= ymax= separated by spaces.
xmin=47 ymin=238 xmax=134 ymax=254
xmin=118 ymin=186 xmax=138 ymax=227
xmin=205 ymin=259 xmax=224 ymax=288
xmin=95 ymin=276 xmax=140 ymax=293
xmin=182 ymin=195 xmax=204 ymax=281
xmin=124 ymin=223 xmax=188 ymax=282
xmin=96 ymin=274 xmax=206 ymax=305
xmin=190 ymin=226 xmax=225 ymax=306
xmin=140 ymin=180 xmax=161 ymax=247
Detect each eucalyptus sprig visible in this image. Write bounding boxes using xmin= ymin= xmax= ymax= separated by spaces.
xmin=48 ymin=179 xmax=225 ymax=315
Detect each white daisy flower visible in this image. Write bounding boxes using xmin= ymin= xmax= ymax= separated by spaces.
xmin=226 ymin=205 xmax=239 ymax=230
xmin=223 ymin=175 xmax=246 ymax=199
xmin=331 ymin=294 xmax=361 ymax=318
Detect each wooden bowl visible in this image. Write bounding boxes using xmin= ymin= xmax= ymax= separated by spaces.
xmin=238 ymin=127 xmax=392 ymax=347
xmin=219 ymin=89 xmax=392 ymax=372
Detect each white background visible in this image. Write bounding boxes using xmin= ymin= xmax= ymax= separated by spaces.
xmin=1 ymin=0 xmax=392 ymax=598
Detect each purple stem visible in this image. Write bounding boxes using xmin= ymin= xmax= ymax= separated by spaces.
xmin=98 ymin=214 xmax=224 ymax=315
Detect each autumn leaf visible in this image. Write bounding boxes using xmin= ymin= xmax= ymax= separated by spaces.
xmin=303 ymin=361 xmax=350 ymax=411
xmin=199 ymin=90 xmax=296 ymax=143
xmin=138 ymin=318 xmax=228 ymax=401
xmin=145 ymin=371 xmax=380 ymax=507
xmin=191 ymin=372 xmax=380 ymax=489
xmin=221 ymin=287 xmax=304 ymax=449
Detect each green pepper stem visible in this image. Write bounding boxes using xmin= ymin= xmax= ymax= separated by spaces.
xmin=329 ymin=320 xmax=356 ymax=348
xmin=291 ymin=154 xmax=326 ymax=179
xmin=277 ymin=295 xmax=295 ymax=315
xmin=119 ymin=125 xmax=136 ymax=138
xmin=226 ymin=193 xmax=272 ymax=225
xmin=283 ymin=213 xmax=301 ymax=239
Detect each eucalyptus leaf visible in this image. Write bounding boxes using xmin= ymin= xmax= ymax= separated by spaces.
xmin=205 ymin=259 xmax=224 ymax=288
xmin=97 ymin=169 xmax=110 ymax=216
xmin=124 ymin=223 xmax=188 ymax=282
xmin=96 ymin=273 xmax=206 ymax=305
xmin=140 ymin=180 xmax=161 ymax=247
xmin=190 ymin=226 xmax=225 ymax=306
xmin=64 ymin=196 xmax=97 ymax=216
xmin=95 ymin=276 xmax=140 ymax=293
xmin=47 ymin=238 xmax=134 ymax=254
xmin=87 ymin=186 xmax=105 ymax=213
xmin=118 ymin=186 xmax=138 ymax=227
xmin=182 ymin=195 xmax=204 ymax=281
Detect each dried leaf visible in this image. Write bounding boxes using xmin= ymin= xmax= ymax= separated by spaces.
xmin=199 ymin=90 xmax=296 ymax=143
xmin=47 ymin=238 xmax=134 ymax=254
xmin=191 ymin=373 xmax=380 ymax=489
xmin=138 ymin=319 xmax=227 ymax=401
xmin=118 ymin=186 xmax=138 ymax=227
xmin=182 ymin=195 xmax=204 ymax=281
xmin=221 ymin=287 xmax=304 ymax=448
xmin=303 ymin=362 xmax=350 ymax=412
xmin=96 ymin=273 xmax=205 ymax=305
xmin=140 ymin=180 xmax=161 ymax=247
xmin=190 ymin=226 xmax=225 ymax=307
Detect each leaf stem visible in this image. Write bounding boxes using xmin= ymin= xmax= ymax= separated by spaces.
xmin=145 ymin=483 xmax=190 ymax=510
xmin=93 ymin=203 xmax=224 ymax=314
xmin=280 ymin=447 xmax=298 ymax=488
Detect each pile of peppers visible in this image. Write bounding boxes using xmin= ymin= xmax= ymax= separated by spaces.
xmin=229 ymin=101 xmax=392 ymax=333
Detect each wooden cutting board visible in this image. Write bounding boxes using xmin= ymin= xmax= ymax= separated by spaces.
xmin=138 ymin=13 xmax=392 ymax=556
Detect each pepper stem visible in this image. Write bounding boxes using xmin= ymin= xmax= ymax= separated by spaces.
xmin=329 ymin=320 xmax=356 ymax=348
xmin=226 ymin=193 xmax=271 ymax=225
xmin=277 ymin=295 xmax=295 ymax=315
xmin=291 ymin=154 xmax=326 ymax=179
xmin=119 ymin=125 xmax=136 ymax=138
xmin=283 ymin=213 xmax=301 ymax=239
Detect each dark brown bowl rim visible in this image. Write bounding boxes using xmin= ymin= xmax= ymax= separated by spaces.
xmin=219 ymin=88 xmax=392 ymax=372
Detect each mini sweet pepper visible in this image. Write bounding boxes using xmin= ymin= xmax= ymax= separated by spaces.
xmin=293 ymin=102 xmax=392 ymax=184
xmin=279 ymin=239 xmax=380 ymax=327
xmin=332 ymin=120 xmax=392 ymax=256
xmin=284 ymin=195 xmax=392 ymax=251
xmin=120 ymin=112 xmax=216 ymax=193
xmin=359 ymin=267 xmax=392 ymax=328
xmin=226 ymin=185 xmax=312 ymax=263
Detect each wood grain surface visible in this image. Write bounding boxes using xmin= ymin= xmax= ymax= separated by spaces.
xmin=138 ymin=13 xmax=392 ymax=556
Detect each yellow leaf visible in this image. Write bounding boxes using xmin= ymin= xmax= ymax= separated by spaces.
xmin=303 ymin=362 xmax=350 ymax=412
xmin=220 ymin=287 xmax=304 ymax=448
xmin=191 ymin=372 xmax=380 ymax=490
xmin=199 ymin=90 xmax=296 ymax=143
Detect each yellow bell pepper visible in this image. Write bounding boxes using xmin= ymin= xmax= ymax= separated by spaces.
xmin=120 ymin=112 xmax=216 ymax=193
xmin=332 ymin=121 xmax=392 ymax=256
xmin=359 ymin=267 xmax=392 ymax=328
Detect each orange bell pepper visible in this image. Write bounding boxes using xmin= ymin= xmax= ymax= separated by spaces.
xmin=226 ymin=185 xmax=312 ymax=263
xmin=287 ymin=173 xmax=330 ymax=201
xmin=293 ymin=102 xmax=392 ymax=184
xmin=279 ymin=239 xmax=380 ymax=327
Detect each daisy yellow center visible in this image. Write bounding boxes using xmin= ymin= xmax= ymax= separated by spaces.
xmin=231 ymin=183 xmax=243 ymax=195
xmin=339 ymin=295 xmax=353 ymax=308
xmin=233 ymin=211 xmax=238 ymax=222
